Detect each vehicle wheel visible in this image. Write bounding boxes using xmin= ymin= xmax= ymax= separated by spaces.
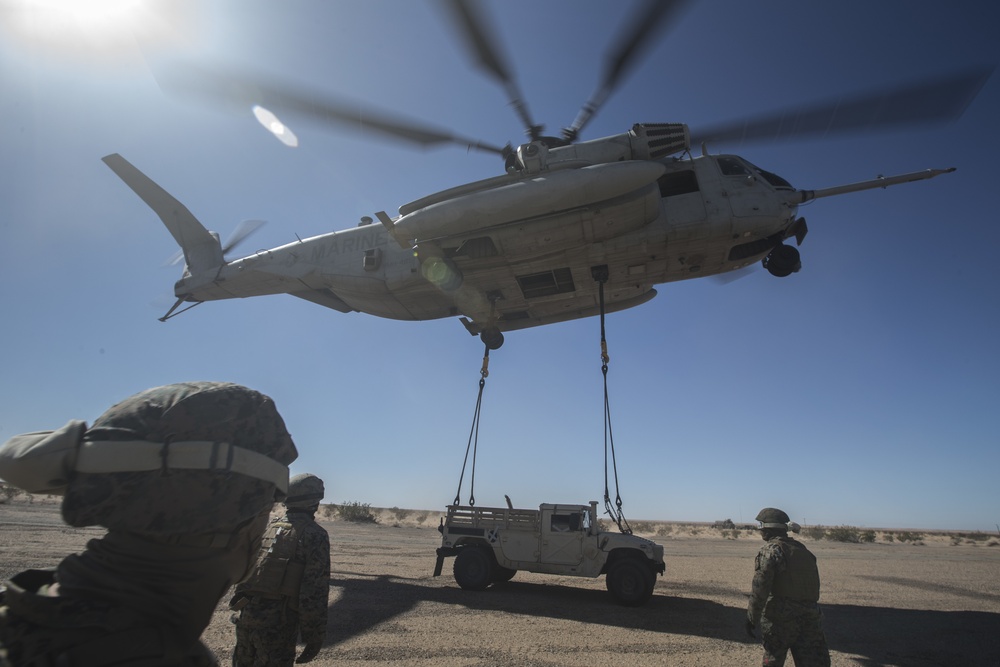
xmin=492 ymin=566 xmax=517 ymax=583
xmin=606 ymin=558 xmax=655 ymax=606
xmin=453 ymin=547 xmax=494 ymax=590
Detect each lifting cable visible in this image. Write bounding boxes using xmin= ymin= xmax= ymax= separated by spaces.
xmin=453 ymin=343 xmax=490 ymax=507
xmin=594 ymin=266 xmax=632 ymax=535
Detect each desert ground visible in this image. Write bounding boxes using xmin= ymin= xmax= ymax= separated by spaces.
xmin=1 ymin=498 xmax=999 ymax=666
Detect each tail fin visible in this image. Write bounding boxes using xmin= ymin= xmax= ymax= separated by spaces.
xmin=102 ymin=153 xmax=223 ymax=274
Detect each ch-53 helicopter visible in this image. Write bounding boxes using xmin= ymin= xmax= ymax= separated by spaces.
xmin=104 ymin=1 xmax=991 ymax=350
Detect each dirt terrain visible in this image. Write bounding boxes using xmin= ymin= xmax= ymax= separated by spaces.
xmin=2 ymin=500 xmax=999 ymax=666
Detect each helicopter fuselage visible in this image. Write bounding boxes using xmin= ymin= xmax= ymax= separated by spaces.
xmin=174 ymin=152 xmax=795 ymax=329
xmin=103 ymin=122 xmax=953 ymax=343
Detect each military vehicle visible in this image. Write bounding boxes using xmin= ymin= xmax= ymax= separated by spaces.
xmin=434 ymin=501 xmax=664 ymax=606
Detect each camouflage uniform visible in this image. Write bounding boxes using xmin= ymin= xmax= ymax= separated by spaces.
xmin=0 ymin=382 xmax=297 ymax=667
xmin=747 ymin=511 xmax=830 ymax=667
xmin=231 ymin=474 xmax=330 ymax=666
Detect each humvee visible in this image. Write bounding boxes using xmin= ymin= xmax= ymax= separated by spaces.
xmin=434 ymin=500 xmax=665 ymax=606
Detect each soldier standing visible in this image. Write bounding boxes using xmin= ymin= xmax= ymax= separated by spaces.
xmin=0 ymin=381 xmax=298 ymax=666
xmin=745 ymin=507 xmax=831 ymax=667
xmin=231 ymin=473 xmax=330 ymax=666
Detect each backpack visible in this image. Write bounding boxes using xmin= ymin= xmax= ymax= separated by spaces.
xmin=239 ymin=520 xmax=305 ymax=602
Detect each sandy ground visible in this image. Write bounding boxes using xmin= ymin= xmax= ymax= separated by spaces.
xmin=2 ymin=500 xmax=999 ymax=666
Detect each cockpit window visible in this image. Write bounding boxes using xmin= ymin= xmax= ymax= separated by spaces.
xmin=743 ymin=159 xmax=794 ymax=189
xmin=716 ymin=156 xmax=751 ymax=176
xmin=756 ymin=168 xmax=793 ymax=189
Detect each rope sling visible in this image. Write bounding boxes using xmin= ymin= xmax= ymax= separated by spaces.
xmin=453 ymin=344 xmax=490 ymax=507
xmin=452 ymin=267 xmax=631 ymax=535
xmin=594 ymin=265 xmax=631 ymax=534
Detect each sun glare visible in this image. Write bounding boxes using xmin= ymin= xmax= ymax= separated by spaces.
xmin=1 ymin=0 xmax=180 ymax=61
xmin=253 ymin=105 xmax=299 ymax=148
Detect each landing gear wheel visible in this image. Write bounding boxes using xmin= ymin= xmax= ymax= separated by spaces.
xmin=762 ymin=244 xmax=802 ymax=278
xmin=453 ymin=547 xmax=494 ymax=590
xmin=480 ymin=327 xmax=504 ymax=350
xmin=606 ymin=558 xmax=655 ymax=606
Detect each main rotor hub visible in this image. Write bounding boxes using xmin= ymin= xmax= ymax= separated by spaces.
xmin=511 ymin=141 xmax=550 ymax=175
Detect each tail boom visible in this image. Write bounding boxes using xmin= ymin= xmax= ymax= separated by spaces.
xmin=102 ymin=153 xmax=223 ymax=274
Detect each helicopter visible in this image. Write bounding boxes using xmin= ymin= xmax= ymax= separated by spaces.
xmin=103 ymin=0 xmax=992 ymax=350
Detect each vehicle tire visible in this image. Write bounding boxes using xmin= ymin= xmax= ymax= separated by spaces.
xmin=492 ymin=566 xmax=517 ymax=583
xmin=605 ymin=557 xmax=655 ymax=606
xmin=453 ymin=546 xmax=494 ymax=590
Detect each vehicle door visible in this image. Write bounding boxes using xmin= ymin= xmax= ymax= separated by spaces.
xmin=539 ymin=508 xmax=585 ymax=565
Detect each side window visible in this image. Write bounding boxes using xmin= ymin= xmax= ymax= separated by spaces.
xmin=658 ymin=170 xmax=699 ymax=198
xmin=551 ymin=515 xmax=572 ymax=532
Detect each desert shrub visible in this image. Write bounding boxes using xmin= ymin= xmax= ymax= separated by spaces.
xmin=956 ymin=532 xmax=990 ymax=542
xmin=656 ymin=525 xmax=674 ymax=537
xmin=987 ymin=539 xmax=999 ymax=547
xmin=414 ymin=511 xmax=429 ymax=524
xmin=390 ymin=507 xmax=411 ymax=521
xmin=825 ymin=526 xmax=860 ymax=543
xmin=883 ymin=532 xmax=894 ymax=543
xmin=896 ymin=531 xmax=924 ymax=543
xmin=337 ymin=501 xmax=378 ymax=524
xmin=803 ymin=526 xmax=827 ymax=541
xmin=320 ymin=504 xmax=336 ymax=519
xmin=713 ymin=519 xmax=736 ymax=530
xmin=860 ymin=530 xmax=876 ymax=543
xmin=631 ymin=521 xmax=655 ymax=534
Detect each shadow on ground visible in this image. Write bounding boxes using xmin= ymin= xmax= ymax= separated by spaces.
xmin=324 ymin=573 xmax=999 ymax=666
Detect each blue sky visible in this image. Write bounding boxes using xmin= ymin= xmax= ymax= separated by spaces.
xmin=2 ymin=1 xmax=998 ymax=531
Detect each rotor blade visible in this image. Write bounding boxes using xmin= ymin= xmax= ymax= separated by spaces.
xmin=163 ymin=248 xmax=184 ymax=267
xmin=158 ymin=61 xmax=505 ymax=155
xmin=564 ymin=0 xmax=691 ymax=141
xmin=222 ymin=219 xmax=266 ymax=256
xmin=440 ymin=0 xmax=541 ymax=139
xmin=690 ymin=65 xmax=995 ymax=148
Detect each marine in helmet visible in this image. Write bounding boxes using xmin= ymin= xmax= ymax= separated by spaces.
xmin=0 ymin=381 xmax=297 ymax=667
xmin=745 ymin=507 xmax=830 ymax=667
xmin=230 ymin=472 xmax=330 ymax=666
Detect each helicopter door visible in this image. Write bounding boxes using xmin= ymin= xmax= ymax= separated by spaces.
xmin=716 ymin=156 xmax=778 ymax=239
xmin=658 ymin=166 xmax=710 ymax=243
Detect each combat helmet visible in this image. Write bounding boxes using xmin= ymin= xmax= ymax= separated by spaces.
xmin=285 ymin=472 xmax=325 ymax=509
xmin=756 ymin=507 xmax=791 ymax=529
xmin=0 ymin=382 xmax=298 ymax=536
